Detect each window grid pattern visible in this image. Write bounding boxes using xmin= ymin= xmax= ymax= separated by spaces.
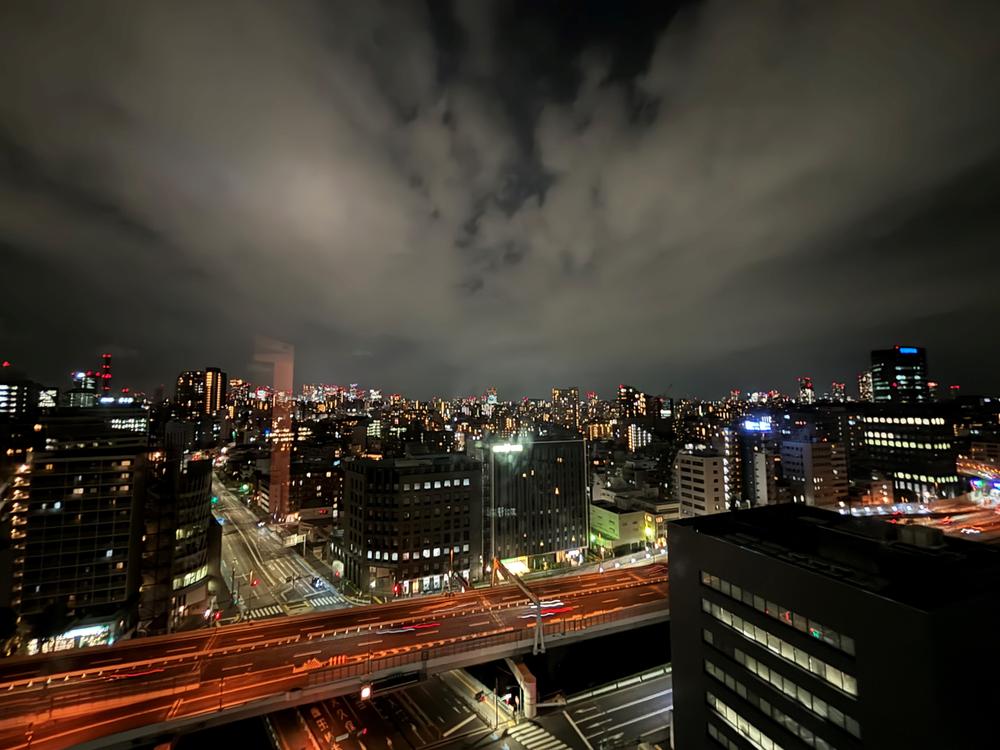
xmin=735 ymin=649 xmax=861 ymax=739
xmin=701 ymin=571 xmax=855 ymax=656
xmin=706 ymin=660 xmax=837 ymax=750
xmin=702 ymin=598 xmax=858 ymax=697
xmin=707 ymin=692 xmax=784 ymax=750
xmin=708 ymin=722 xmax=740 ymax=750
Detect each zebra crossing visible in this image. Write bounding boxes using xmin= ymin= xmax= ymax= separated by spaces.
xmin=246 ymin=604 xmax=284 ymax=620
xmin=308 ymin=594 xmax=343 ymax=609
xmin=507 ymin=721 xmax=572 ymax=750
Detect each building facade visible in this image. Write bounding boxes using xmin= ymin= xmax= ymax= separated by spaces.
xmin=675 ymin=449 xmax=729 ymax=517
xmin=342 ymin=454 xmax=482 ymax=596
xmin=669 ymin=504 xmax=1000 ymax=750
xmin=870 ymin=346 xmax=928 ymax=404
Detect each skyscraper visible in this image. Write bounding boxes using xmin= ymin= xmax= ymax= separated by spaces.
xmin=870 ymin=346 xmax=928 ymax=403
xmin=203 ymin=366 xmax=227 ymax=415
xmin=797 ymin=376 xmax=815 ymax=405
xmin=99 ymin=352 xmax=113 ymax=394
xmin=550 ymin=386 xmax=580 ymax=431
xmin=10 ymin=407 xmax=149 ymax=650
xmin=174 ymin=367 xmax=228 ymax=418
xmin=669 ymin=504 xmax=1000 ymax=750
xmin=857 ymin=370 xmax=873 ymax=402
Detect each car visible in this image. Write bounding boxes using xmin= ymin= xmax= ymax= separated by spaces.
xmin=519 ymin=605 xmax=573 ymax=619
xmin=960 ymin=527 xmax=982 ymax=535
xmin=256 ymin=520 xmax=266 ymax=528
xmin=311 ymin=577 xmax=326 ymax=589
xmin=377 ymin=621 xmax=440 ymax=635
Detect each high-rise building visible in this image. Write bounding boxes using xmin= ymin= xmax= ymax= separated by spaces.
xmin=870 ymin=345 xmax=928 ymax=403
xmin=9 ymin=407 xmax=149 ymax=650
xmin=139 ymin=453 xmax=218 ymax=634
xmin=341 ymin=454 xmax=482 ymax=596
xmin=203 ymin=367 xmax=227 ymax=416
xmin=860 ymin=404 xmax=961 ymax=501
xmin=739 ymin=415 xmax=779 ymax=507
xmin=174 ymin=367 xmax=228 ymax=418
xmin=797 ymin=376 xmax=815 ymax=405
xmin=831 ymin=382 xmax=846 ymax=402
xmin=472 ymin=437 xmax=588 ymax=572
xmin=857 ymin=370 xmax=873 ymax=402
xmin=674 ymin=449 xmax=729 ymax=517
xmin=669 ymin=504 xmax=1000 ymax=750
xmin=618 ymin=384 xmax=645 ymax=421
xmin=66 ymin=370 xmax=99 ymax=408
xmin=550 ymin=386 xmax=580 ymax=431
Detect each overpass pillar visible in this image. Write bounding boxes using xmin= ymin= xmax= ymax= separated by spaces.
xmin=505 ymin=658 xmax=538 ymax=720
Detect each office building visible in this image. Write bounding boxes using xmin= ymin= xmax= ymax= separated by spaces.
xmin=674 ymin=449 xmax=729 ymax=517
xmin=779 ymin=439 xmax=848 ymax=507
xmin=550 ymin=386 xmax=580 ymax=431
xmin=739 ymin=416 xmax=780 ymax=507
xmin=139 ymin=453 xmax=218 ymax=634
xmin=669 ymin=504 xmax=1000 ymax=750
xmin=99 ymin=352 xmax=113 ymax=394
xmin=9 ymin=408 xmax=149 ymax=650
xmin=870 ymin=346 xmax=928 ymax=403
xmin=66 ymin=370 xmax=99 ymax=408
xmin=472 ymin=437 xmax=588 ymax=572
xmin=860 ymin=404 xmax=961 ymax=501
xmin=342 ymin=454 xmax=482 ymax=596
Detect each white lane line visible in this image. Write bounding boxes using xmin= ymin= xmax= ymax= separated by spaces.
xmin=442 ymin=714 xmax=476 ymax=738
xmin=357 ymin=640 xmax=383 ymax=647
xmin=600 ymin=598 xmax=618 ymax=604
xmin=598 ymin=706 xmax=671 ymax=735
xmin=639 ymin=591 xmax=658 ymax=597
xmin=468 ymin=620 xmax=490 ymax=627
xmin=563 ymin=710 xmax=595 ymax=750
xmin=294 ymin=650 xmax=322 ymax=659
xmin=222 ymin=662 xmax=253 ymax=672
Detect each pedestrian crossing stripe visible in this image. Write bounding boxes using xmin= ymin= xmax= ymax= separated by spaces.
xmin=508 ymin=722 xmax=571 ymax=750
xmin=309 ymin=595 xmax=341 ymax=608
xmin=247 ymin=605 xmax=284 ymax=619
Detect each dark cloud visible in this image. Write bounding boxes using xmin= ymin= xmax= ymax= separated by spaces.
xmin=1 ymin=0 xmax=1000 ymax=399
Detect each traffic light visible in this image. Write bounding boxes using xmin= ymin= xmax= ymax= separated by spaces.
xmin=360 ymin=684 xmax=372 ymax=700
xmin=211 ymin=495 xmax=219 ymax=505
xmin=251 ymin=578 xmax=260 ymax=587
xmin=393 ymin=582 xmax=402 ymax=597
xmin=213 ymin=611 xmax=222 ymax=621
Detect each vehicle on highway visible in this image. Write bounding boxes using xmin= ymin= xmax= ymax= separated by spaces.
xmin=312 ymin=577 xmax=326 ymax=589
xmin=520 ymin=600 xmax=574 ymax=619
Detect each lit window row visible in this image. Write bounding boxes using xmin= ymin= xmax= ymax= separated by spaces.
xmin=863 ymin=416 xmax=946 ymax=426
xmin=700 ymin=572 xmax=855 ymax=656
xmin=708 ymin=722 xmax=740 ymax=750
xmin=863 ymin=433 xmax=951 ymax=450
xmin=402 ymin=479 xmax=471 ymax=491
xmin=706 ymin=691 xmax=783 ymax=750
xmin=367 ymin=543 xmax=470 ymax=561
xmin=702 ymin=599 xmax=858 ymax=696
xmin=735 ymin=648 xmax=860 ymax=739
xmin=706 ymin=660 xmax=837 ymax=750
xmin=895 ymin=472 xmax=958 ymax=484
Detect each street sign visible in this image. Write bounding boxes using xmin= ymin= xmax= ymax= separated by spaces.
xmin=283 ymin=533 xmax=306 ymax=547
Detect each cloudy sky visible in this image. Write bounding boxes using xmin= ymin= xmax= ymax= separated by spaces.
xmin=2 ymin=0 xmax=1000 ymax=400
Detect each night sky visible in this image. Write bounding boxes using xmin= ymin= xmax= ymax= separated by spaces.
xmin=2 ymin=1 xmax=1000 ymax=399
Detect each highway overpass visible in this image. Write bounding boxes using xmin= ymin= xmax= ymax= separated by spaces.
xmin=0 ymin=564 xmax=668 ymax=750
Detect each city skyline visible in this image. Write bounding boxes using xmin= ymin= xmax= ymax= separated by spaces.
xmin=3 ymin=1 xmax=1000 ymax=397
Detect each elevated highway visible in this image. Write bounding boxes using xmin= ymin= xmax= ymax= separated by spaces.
xmin=0 ymin=564 xmax=668 ymax=750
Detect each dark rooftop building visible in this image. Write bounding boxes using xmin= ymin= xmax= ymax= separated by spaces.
xmin=669 ymin=503 xmax=1000 ymax=750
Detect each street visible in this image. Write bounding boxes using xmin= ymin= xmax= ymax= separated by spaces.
xmin=214 ymin=478 xmax=351 ymax=619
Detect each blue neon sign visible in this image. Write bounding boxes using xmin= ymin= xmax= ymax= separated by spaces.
xmin=898 ymin=347 xmax=918 ymax=354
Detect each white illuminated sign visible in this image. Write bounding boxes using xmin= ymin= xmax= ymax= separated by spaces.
xmin=491 ymin=443 xmax=524 ymax=454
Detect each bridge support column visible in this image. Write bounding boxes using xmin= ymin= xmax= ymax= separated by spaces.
xmin=505 ymin=658 xmax=538 ymax=720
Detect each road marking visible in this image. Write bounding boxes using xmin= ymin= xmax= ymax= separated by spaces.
xmin=222 ymin=662 xmax=253 ymax=672
xmin=563 ymin=710 xmax=595 ymax=750
xmin=468 ymin=620 xmax=490 ymax=627
xmin=166 ymin=646 xmax=197 ymax=654
xmin=294 ymin=650 xmax=322 ymax=659
xmin=357 ymin=639 xmax=382 ymax=647
xmin=442 ymin=714 xmax=477 ymax=737
xmin=358 ymin=616 xmax=380 ymax=622
xmin=91 ymin=658 xmax=121 ymax=665
xmin=600 ymin=598 xmax=618 ymax=604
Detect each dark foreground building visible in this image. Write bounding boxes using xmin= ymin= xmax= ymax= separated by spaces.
xmin=669 ymin=504 xmax=1000 ymax=750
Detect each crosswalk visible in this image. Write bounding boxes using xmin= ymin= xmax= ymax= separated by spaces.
xmin=507 ymin=721 xmax=572 ymax=750
xmin=246 ymin=604 xmax=284 ymax=619
xmin=308 ymin=594 xmax=343 ymax=609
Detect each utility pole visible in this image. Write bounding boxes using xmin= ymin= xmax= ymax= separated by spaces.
xmin=494 ymin=676 xmax=499 ymax=729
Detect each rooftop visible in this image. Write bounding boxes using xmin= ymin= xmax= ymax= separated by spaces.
xmin=670 ymin=503 xmax=1000 ymax=611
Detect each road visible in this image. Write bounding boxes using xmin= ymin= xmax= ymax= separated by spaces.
xmin=271 ymin=664 xmax=673 ymax=750
xmin=214 ymin=478 xmax=350 ymax=618
xmin=0 ymin=564 xmax=669 ymax=750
